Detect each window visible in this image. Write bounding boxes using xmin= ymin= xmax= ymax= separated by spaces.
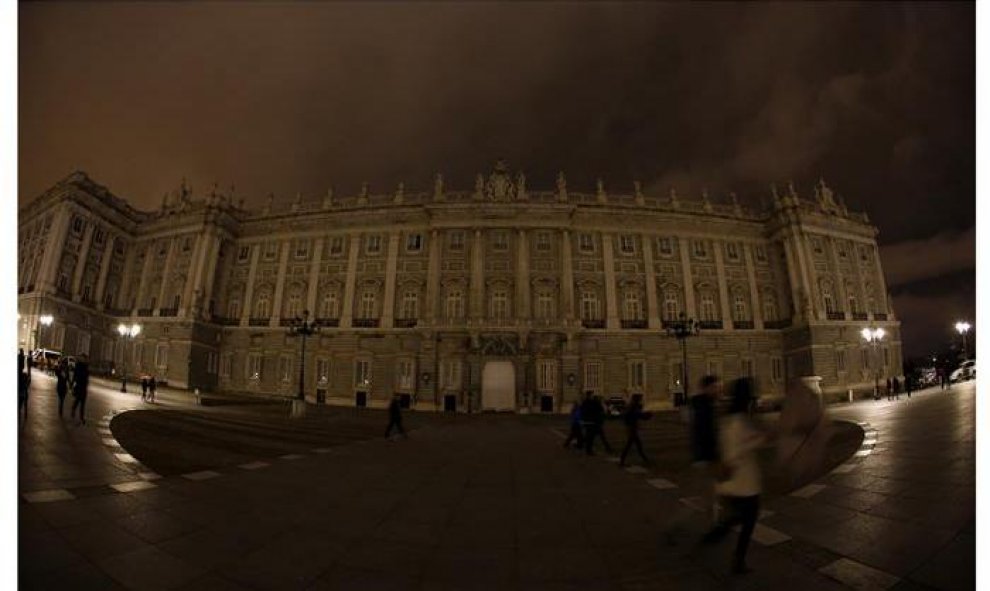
xmin=248 ymin=353 xmax=262 ymax=380
xmin=81 ymin=284 xmax=92 ymax=303
xmin=158 ymin=242 xmax=168 ymax=257
xmin=445 ymin=290 xmax=464 ymax=320
xmin=536 ymin=232 xmax=552 ymax=252
xmin=279 ymin=356 xmax=292 ymax=383
xmin=762 ymin=293 xmax=778 ymax=322
xmin=700 ymin=292 xmax=717 ymax=321
xmin=94 ymin=228 xmax=105 ymax=245
xmin=320 ymin=291 xmax=339 ymax=319
xmin=726 ymin=243 xmax=739 ymax=261
xmin=755 ymin=245 xmax=767 ymax=263
xmin=227 ymin=297 xmax=241 ymax=319
xmin=172 ymin=294 xmax=181 ymax=310
xmin=811 ymin=238 xmax=823 ymax=255
xmin=663 ymin=290 xmax=680 ymax=320
xmin=629 ymin=360 xmax=645 ymax=392
xmin=406 ymin=233 xmax=423 ymax=253
xmin=732 ymin=292 xmax=748 ymax=321
xmin=619 ymin=235 xmax=635 ymax=254
xmin=448 ymin=231 xmax=465 ymax=251
xmin=490 ymin=289 xmax=509 ymax=320
xmin=220 ymin=353 xmax=232 ymax=378
xmin=206 ymin=352 xmax=218 ymax=374
xmin=883 ymin=348 xmax=890 ymax=368
xmin=254 ymin=292 xmax=271 ymax=318
xmin=72 ymin=217 xmax=84 ymax=235
xmin=838 ymin=244 xmax=847 ymax=259
xmin=822 ymin=284 xmax=835 ymax=313
xmin=771 ymin=357 xmax=783 ymax=382
xmin=354 ymin=359 xmax=371 ymax=390
xmin=294 ymin=240 xmax=309 ymax=259
xmin=836 ymin=350 xmax=846 ymax=373
xmin=861 ymin=348 xmax=870 ymax=371
xmin=359 ymin=292 xmax=377 ymax=318
xmin=536 ymin=292 xmax=555 ymax=320
xmin=366 ymin=235 xmax=382 ymax=255
xmin=860 ymin=247 xmax=870 ymax=263
xmin=848 ymin=296 xmax=858 ymax=314
xmin=316 ymin=358 xmax=330 ymax=384
xmin=658 ymin=237 xmax=673 ymax=256
xmin=441 ymin=359 xmax=462 ymax=390
xmin=670 ymin=361 xmax=684 ymax=391
xmin=400 ymin=291 xmax=419 ymax=319
xmin=155 ymin=343 xmax=169 ymax=369
xmin=622 ymin=291 xmax=643 ymax=320
xmin=693 ymin=240 xmax=707 ymax=258
xmin=329 ymin=237 xmax=344 ymax=256
xmin=396 ymin=359 xmax=414 ymax=390
xmin=77 ymin=333 xmax=91 ymax=356
xmin=580 ymin=291 xmax=601 ymax=320
xmin=537 ymin=359 xmax=557 ymax=393
xmin=493 ymin=231 xmax=509 ymax=251
xmin=181 ymin=236 xmax=192 ymax=253
xmin=285 ymin=291 xmax=303 ymax=319
xmin=706 ymin=359 xmax=722 ymax=378
xmin=132 ymin=341 xmax=141 ymax=367
xmin=578 ymin=233 xmax=594 ymax=254
xmin=238 ymin=246 xmax=251 ymax=262
xmin=741 ymin=358 xmax=754 ymax=378
xmin=263 ymin=241 xmax=277 ymax=261
xmin=584 ymin=361 xmax=602 ymax=393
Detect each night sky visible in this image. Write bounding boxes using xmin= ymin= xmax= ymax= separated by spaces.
xmin=18 ymin=2 xmax=974 ymax=359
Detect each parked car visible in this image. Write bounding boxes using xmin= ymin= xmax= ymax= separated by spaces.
xmin=604 ymin=396 xmax=627 ymax=416
xmin=950 ymin=360 xmax=976 ymax=383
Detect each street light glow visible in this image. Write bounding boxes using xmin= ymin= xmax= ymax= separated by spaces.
xmin=39 ymin=314 xmax=53 ymax=326
xmin=118 ymin=323 xmax=142 ymax=337
xmin=955 ymin=321 xmax=971 ymax=335
xmin=861 ymin=327 xmax=885 ymax=342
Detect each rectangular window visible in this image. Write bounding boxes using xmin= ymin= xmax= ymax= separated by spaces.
xmin=133 ymin=342 xmax=142 ymax=367
xmin=536 ymin=232 xmax=552 ymax=252
xmin=77 ymin=333 xmax=91 ymax=356
xmin=181 ymin=236 xmax=192 ymax=253
xmin=755 ymin=245 xmax=767 ymax=263
xmin=329 ymin=237 xmax=344 ymax=256
xmin=94 ymin=228 xmax=105 ymax=245
xmin=397 ymin=359 xmax=414 ymax=390
xmin=537 ymin=359 xmax=557 ymax=393
xmin=248 ymin=353 xmax=262 ymax=380
xmin=366 ymin=235 xmax=382 ymax=255
xmin=578 ymin=233 xmax=594 ymax=254
xmin=448 ymin=231 xmax=465 ymax=251
xmin=238 ymin=246 xmax=251 ymax=262
xmin=771 ymin=357 xmax=783 ymax=382
xmin=441 ymin=359 xmax=462 ymax=390
xmin=584 ymin=361 xmax=602 ymax=393
xmin=294 ymin=240 xmax=310 ymax=259
xmin=658 ymin=237 xmax=673 ymax=256
xmin=263 ymin=241 xmax=277 ymax=261
xmin=220 ymin=353 xmax=232 ymax=378
xmin=355 ymin=360 xmax=371 ymax=390
xmin=726 ymin=242 xmax=739 ymax=261
xmin=206 ymin=352 xmax=217 ymax=374
xmin=155 ymin=343 xmax=169 ymax=369
xmin=316 ymin=358 xmax=330 ymax=384
xmin=619 ymin=235 xmax=635 ymax=254
xmin=629 ymin=360 xmax=645 ymax=392
xmin=693 ymin=240 xmax=707 ymax=258
xmin=741 ymin=358 xmax=754 ymax=378
xmin=406 ymin=233 xmax=423 ymax=253
xmin=279 ymin=356 xmax=292 ymax=383
xmin=493 ymin=231 xmax=509 ymax=251
xmin=812 ymin=238 xmax=823 ymax=255
xmin=883 ymin=347 xmax=890 ymax=368
xmin=706 ymin=359 xmax=721 ymax=378
xmin=836 ymin=350 xmax=846 ymax=373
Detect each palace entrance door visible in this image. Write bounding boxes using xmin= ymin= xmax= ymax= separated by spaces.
xmin=481 ymin=361 xmax=515 ymax=411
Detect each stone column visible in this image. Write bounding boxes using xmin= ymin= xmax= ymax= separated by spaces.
xmin=307 ymin=238 xmax=324 ymax=314
xmin=155 ymin=238 xmax=176 ymax=314
xmin=601 ymin=233 xmax=619 ymax=329
xmin=425 ymin=230 xmax=441 ymax=323
xmin=382 ymin=232 xmax=401 ymax=328
xmin=678 ymin=237 xmax=697 ymax=318
xmin=800 ymin=232 xmax=822 ymax=318
xmin=782 ymin=239 xmax=803 ymax=321
xmin=270 ymin=240 xmax=291 ymax=326
xmin=642 ymin=234 xmax=660 ymax=330
xmin=339 ymin=234 xmax=361 ymax=328
xmin=516 ymin=230 xmax=530 ymax=320
xmin=134 ymin=242 xmax=154 ymax=314
xmin=470 ymin=229 xmax=484 ymax=320
xmin=743 ymin=244 xmax=763 ymax=329
xmin=872 ymin=243 xmax=889 ymax=315
xmin=118 ymin=242 xmax=137 ymax=310
xmin=561 ymin=230 xmax=575 ymax=320
xmin=71 ymin=221 xmax=96 ymax=301
xmin=828 ymin=237 xmax=848 ymax=314
xmin=94 ymin=235 xmax=115 ymax=310
xmin=713 ymin=241 xmax=732 ymax=327
xmin=240 ymin=244 xmax=261 ymax=326
xmin=200 ymin=235 xmax=222 ymax=318
xmin=182 ymin=232 xmax=208 ymax=317
xmin=38 ymin=207 xmax=71 ymax=292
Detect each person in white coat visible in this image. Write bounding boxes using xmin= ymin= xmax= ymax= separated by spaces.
xmin=700 ymin=378 xmax=766 ymax=575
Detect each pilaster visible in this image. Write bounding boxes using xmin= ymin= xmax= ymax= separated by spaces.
xmin=270 ymin=240 xmax=291 ymax=326
xmin=94 ymin=235 xmax=115 ymax=310
xmin=678 ymin=237 xmax=697 ymax=318
xmin=340 ymin=234 xmax=361 ymax=328
xmin=642 ymin=234 xmax=660 ymax=329
xmin=307 ymin=238 xmax=324 ymax=314
xmin=713 ymin=241 xmax=732 ymax=326
xmin=71 ymin=221 xmax=95 ymax=301
xmin=743 ymin=244 xmax=763 ymax=329
xmin=601 ymin=233 xmax=619 ymax=329
xmin=382 ymin=232 xmax=400 ymax=328
xmin=240 ymin=244 xmax=261 ymax=326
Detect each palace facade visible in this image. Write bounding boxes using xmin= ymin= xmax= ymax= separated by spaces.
xmin=17 ymin=162 xmax=902 ymax=411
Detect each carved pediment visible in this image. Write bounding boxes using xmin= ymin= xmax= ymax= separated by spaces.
xmin=480 ymin=334 xmax=518 ymax=356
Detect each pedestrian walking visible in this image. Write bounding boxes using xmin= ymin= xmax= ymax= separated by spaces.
xmin=141 ymin=376 xmax=149 ymax=401
xmin=619 ymin=394 xmax=652 ymax=467
xmin=17 ymin=348 xmax=24 ymax=376
xmin=148 ymin=375 xmax=157 ymax=403
xmin=583 ymin=394 xmax=612 ymax=455
xmin=700 ymin=378 xmax=766 ymax=575
xmin=18 ymin=365 xmax=29 ymax=419
xmin=385 ymin=393 xmax=407 ymax=439
xmin=906 ymin=375 xmax=913 ymax=399
xmin=562 ymin=401 xmax=584 ymax=449
xmin=70 ymin=354 xmax=90 ymax=425
xmin=893 ymin=376 xmax=901 ymax=400
xmin=55 ymin=358 xmax=69 ymax=417
xmin=776 ymin=378 xmax=830 ymax=490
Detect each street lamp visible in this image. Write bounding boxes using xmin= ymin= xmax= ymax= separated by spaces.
xmin=861 ymin=327 xmax=886 ymax=399
xmin=955 ymin=321 xmax=972 ymax=360
xmin=287 ymin=309 xmax=319 ymax=401
xmin=665 ymin=313 xmax=700 ymax=406
xmin=117 ymin=323 xmax=142 ymax=392
xmin=35 ymin=314 xmax=53 ymax=353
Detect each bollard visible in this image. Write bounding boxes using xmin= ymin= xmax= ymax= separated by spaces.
xmin=848 ymin=389 xmax=853 ymax=403
xmin=194 ymin=388 xmax=201 ymax=405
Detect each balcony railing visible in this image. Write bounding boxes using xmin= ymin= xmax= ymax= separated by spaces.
xmin=873 ymin=313 xmax=888 ymax=321
xmin=353 ymin=318 xmax=380 ymax=328
xmin=851 ymin=312 xmax=868 ymax=321
xmin=136 ymin=308 xmax=154 ymax=317
xmin=316 ymin=317 xmax=340 ymax=327
xmin=248 ymin=317 xmax=269 ymax=327
xmin=733 ymin=320 xmax=755 ymax=330
xmin=395 ymin=318 xmax=418 ymax=328
xmin=698 ymin=320 xmax=723 ymax=330
xmin=621 ymin=319 xmax=648 ymax=329
xmin=279 ymin=317 xmax=295 ymax=327
xmin=214 ymin=316 xmax=240 ymax=326
xmin=107 ymin=308 xmax=131 ymax=317
xmin=582 ymin=319 xmax=606 ymax=329
xmin=764 ymin=318 xmax=792 ymax=330
xmin=159 ymin=308 xmax=178 ymax=317
xmin=827 ymin=311 xmax=847 ymax=321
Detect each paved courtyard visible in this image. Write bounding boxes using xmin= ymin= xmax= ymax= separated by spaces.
xmin=18 ymin=375 xmax=975 ymax=590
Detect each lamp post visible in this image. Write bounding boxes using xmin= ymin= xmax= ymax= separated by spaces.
xmin=117 ymin=323 xmax=142 ymax=392
xmin=287 ymin=310 xmax=319 ymax=401
xmin=955 ymin=321 xmax=971 ymax=360
xmin=861 ymin=327 xmax=886 ymax=399
xmin=665 ymin=313 xmax=700 ymax=406
xmin=35 ymin=313 xmax=53 ymax=354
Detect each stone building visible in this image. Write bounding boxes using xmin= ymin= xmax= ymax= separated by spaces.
xmin=17 ymin=162 xmax=902 ymax=411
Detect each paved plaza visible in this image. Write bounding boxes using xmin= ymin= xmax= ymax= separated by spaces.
xmin=18 ymin=375 xmax=975 ymax=590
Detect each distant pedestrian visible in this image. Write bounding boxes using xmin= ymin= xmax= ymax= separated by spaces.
xmin=893 ymin=377 xmax=901 ymax=400
xmin=17 ymin=348 xmax=24 ymax=377
xmin=55 ymin=358 xmax=69 ymax=417
xmin=563 ymin=401 xmax=584 ymax=449
xmin=619 ymin=394 xmax=652 ymax=467
xmin=18 ymin=365 xmax=29 ymax=419
xmin=70 ymin=354 xmax=90 ymax=425
xmin=385 ymin=393 xmax=407 ymax=439
xmin=700 ymin=378 xmax=766 ymax=575
xmin=905 ymin=375 xmax=913 ymax=399
xmin=141 ymin=376 xmax=149 ymax=401
xmin=148 ymin=375 xmax=157 ymax=403
xmin=885 ymin=378 xmax=892 ymax=401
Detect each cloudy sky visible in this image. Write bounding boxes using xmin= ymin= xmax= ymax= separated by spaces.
xmin=18 ymin=2 xmax=974 ymax=358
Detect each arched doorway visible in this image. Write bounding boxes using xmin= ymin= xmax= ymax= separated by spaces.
xmin=482 ymin=361 xmax=516 ymax=411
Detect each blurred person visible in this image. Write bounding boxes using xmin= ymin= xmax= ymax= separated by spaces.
xmin=70 ymin=354 xmax=90 ymax=425
xmin=385 ymin=393 xmax=407 ymax=439
xmin=55 ymin=358 xmax=69 ymax=417
xmin=776 ymin=378 xmax=832 ymax=491
xmin=562 ymin=400 xmax=584 ymax=450
xmin=619 ymin=394 xmax=652 ymax=467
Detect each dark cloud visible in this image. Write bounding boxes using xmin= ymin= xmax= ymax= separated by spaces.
xmin=880 ymin=227 xmax=975 ymax=288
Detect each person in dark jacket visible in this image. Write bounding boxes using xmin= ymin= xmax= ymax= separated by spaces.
xmin=141 ymin=376 xmax=149 ymax=401
xmin=563 ymin=401 xmax=584 ymax=449
xmin=17 ymin=348 xmax=24 ymax=377
xmin=55 ymin=358 xmax=69 ymax=417
xmin=70 ymin=354 xmax=90 ymax=425
xmin=385 ymin=393 xmax=407 ymax=439
xmin=148 ymin=375 xmax=157 ymax=403
xmin=620 ymin=394 xmax=652 ymax=467
xmin=18 ymin=365 xmax=29 ymax=419
xmin=583 ymin=394 xmax=612 ymax=455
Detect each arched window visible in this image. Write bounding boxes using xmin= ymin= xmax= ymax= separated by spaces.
xmin=285 ymin=290 xmax=303 ymax=319
xmin=732 ymin=292 xmax=748 ymax=321
xmin=762 ymin=292 xmax=778 ymax=322
xmin=359 ymin=291 xmax=377 ymax=319
xmin=663 ymin=289 xmax=680 ymax=321
xmin=254 ymin=291 xmax=271 ymax=318
xmin=320 ymin=290 xmax=339 ymax=319
xmin=581 ymin=291 xmax=601 ymax=321
xmin=537 ymin=291 xmax=555 ymax=320
xmin=490 ymin=289 xmax=509 ymax=320
xmin=227 ymin=296 xmax=241 ymax=319
xmin=445 ymin=290 xmax=464 ymax=320
xmin=821 ymin=282 xmax=835 ymax=313
xmin=700 ymin=292 xmax=717 ymax=321
xmin=622 ymin=291 xmax=643 ymax=321
xmin=400 ymin=291 xmax=419 ymax=319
